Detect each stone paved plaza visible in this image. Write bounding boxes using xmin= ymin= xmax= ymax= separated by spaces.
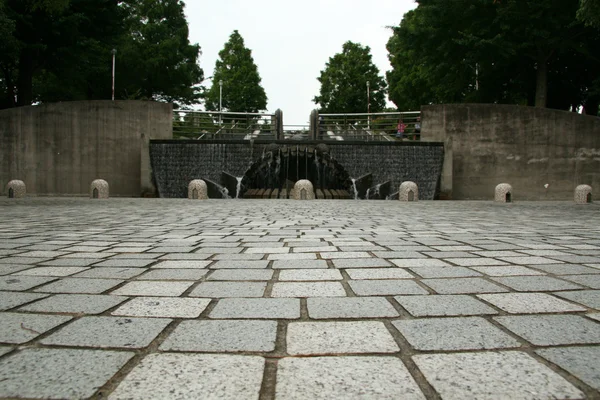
xmin=0 ymin=198 xmax=599 ymax=399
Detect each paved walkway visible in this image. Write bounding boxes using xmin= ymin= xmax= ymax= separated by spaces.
xmin=0 ymin=198 xmax=599 ymax=399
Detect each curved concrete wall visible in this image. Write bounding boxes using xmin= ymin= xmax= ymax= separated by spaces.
xmin=421 ymin=104 xmax=600 ymax=200
xmin=0 ymin=101 xmax=172 ymax=196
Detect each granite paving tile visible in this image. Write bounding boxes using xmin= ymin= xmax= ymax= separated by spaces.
xmin=34 ymin=278 xmax=124 ymax=294
xmin=207 ymin=269 xmax=273 ymax=281
xmin=307 ymin=297 xmax=399 ymax=319
xmin=276 ymin=356 xmax=425 ymax=400
xmin=549 ymin=255 xmax=600 ymax=264
xmin=0 ymin=257 xmax=50 ymax=265
xmin=554 ymin=290 xmax=600 ymax=309
xmin=530 ymin=263 xmax=600 ymax=275
xmin=393 ymin=317 xmax=520 ymax=350
xmin=292 ymin=246 xmax=338 ymax=252
xmin=319 ymin=252 xmax=372 ymax=259
xmin=39 ymin=259 xmax=103 ymax=267
xmin=272 ymin=260 xmax=328 ymax=269
xmin=160 ymin=320 xmax=276 ymax=352
xmin=0 ymin=291 xmax=48 ymax=311
xmin=421 ymin=278 xmax=509 ymax=294
xmin=189 ymin=281 xmax=267 ymax=298
xmin=0 ymin=348 xmax=134 ymax=399
xmin=278 ymin=269 xmax=342 ymax=281
xmin=212 ymin=253 xmax=264 ymax=260
xmin=111 ymin=281 xmax=192 ymax=297
xmin=151 ymin=260 xmax=211 ymax=269
xmin=331 ymin=258 xmax=392 ymax=268
xmin=286 ymin=321 xmax=399 ymax=355
xmin=271 ymin=282 xmax=346 ymax=297
xmin=15 ymin=266 xmax=89 ymax=277
xmin=94 ymin=259 xmax=156 ymax=268
xmin=491 ymin=276 xmax=584 ymax=291
xmin=108 ymin=353 xmax=264 ymax=400
xmin=394 ymin=294 xmax=498 ymax=316
xmin=192 ymin=247 xmax=242 ymax=254
xmin=112 ymin=297 xmax=211 ymax=318
xmin=210 ymin=260 xmax=269 ymax=269
xmin=73 ymin=267 xmax=145 ymax=279
xmin=20 ymin=294 xmax=127 ymax=314
xmin=446 ymin=258 xmax=509 ymax=266
xmin=413 ymin=351 xmax=584 ymax=399
xmin=560 ymin=274 xmax=600 ymax=289
xmin=408 ymin=266 xmax=482 ymax=278
xmin=494 ymin=315 xmax=600 ymax=345
xmin=40 ymin=316 xmax=171 ymax=348
xmin=390 ymin=258 xmax=451 ymax=268
xmin=345 ymin=268 xmax=414 ymax=280
xmin=349 ymin=280 xmax=429 ymax=295
xmin=536 ymin=346 xmax=600 ymax=390
xmin=470 ymin=266 xmax=544 ymax=276
xmin=137 ymin=268 xmax=208 ymax=280
xmin=267 ymin=253 xmax=317 ymax=260
xmin=0 ymin=265 xmax=36 ymax=275
xmin=0 ymin=312 xmax=71 ymax=344
xmin=209 ymin=298 xmax=300 ymax=319
xmin=477 ymin=293 xmax=587 ymax=313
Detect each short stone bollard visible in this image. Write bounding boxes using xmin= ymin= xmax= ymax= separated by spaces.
xmin=574 ymin=184 xmax=592 ymax=204
xmin=398 ymin=181 xmax=418 ymax=201
xmin=6 ymin=180 xmax=26 ymax=198
xmin=292 ymin=180 xmax=315 ymax=200
xmin=495 ymin=183 xmax=513 ymax=203
xmin=188 ymin=179 xmax=208 ymax=200
xmin=90 ymin=179 xmax=109 ymax=199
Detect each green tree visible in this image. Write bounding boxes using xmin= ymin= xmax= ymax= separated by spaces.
xmin=386 ymin=0 xmax=600 ymax=114
xmin=314 ymin=41 xmax=387 ymax=113
xmin=205 ymin=30 xmax=267 ymax=113
xmin=0 ymin=0 xmax=124 ymax=107
xmin=117 ymin=0 xmax=203 ymax=106
xmin=578 ymin=0 xmax=600 ymax=27
xmin=0 ymin=0 xmax=203 ymax=109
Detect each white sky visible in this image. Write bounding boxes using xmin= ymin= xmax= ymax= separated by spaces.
xmin=185 ymin=0 xmax=417 ymax=126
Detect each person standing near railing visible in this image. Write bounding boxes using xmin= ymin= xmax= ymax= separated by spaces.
xmin=414 ymin=116 xmax=421 ymax=140
xmin=396 ymin=119 xmax=406 ymax=140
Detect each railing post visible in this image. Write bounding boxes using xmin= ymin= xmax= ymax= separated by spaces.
xmin=275 ymin=109 xmax=283 ymax=140
xmin=310 ymin=109 xmax=319 ymax=140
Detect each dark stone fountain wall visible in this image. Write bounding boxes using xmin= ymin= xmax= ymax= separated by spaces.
xmin=150 ymin=140 xmax=444 ymax=199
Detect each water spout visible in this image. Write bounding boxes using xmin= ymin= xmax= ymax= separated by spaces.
xmin=235 ymin=177 xmax=243 ymax=199
xmin=351 ymin=178 xmax=358 ymax=200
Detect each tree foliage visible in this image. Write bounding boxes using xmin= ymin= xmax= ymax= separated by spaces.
xmin=387 ymin=0 xmax=600 ymax=115
xmin=204 ymin=30 xmax=267 ymax=113
xmin=0 ymin=0 xmax=203 ymax=109
xmin=117 ymin=0 xmax=203 ymax=105
xmin=314 ymin=41 xmax=387 ymax=114
xmin=578 ymin=0 xmax=600 ymax=27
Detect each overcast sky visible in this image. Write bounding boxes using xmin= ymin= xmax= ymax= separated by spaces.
xmin=184 ymin=0 xmax=417 ymax=126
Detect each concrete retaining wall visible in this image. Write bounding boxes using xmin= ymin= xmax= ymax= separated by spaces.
xmin=0 ymin=101 xmax=172 ymax=196
xmin=421 ymin=104 xmax=600 ymax=200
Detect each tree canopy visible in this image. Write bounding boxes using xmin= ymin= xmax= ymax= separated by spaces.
xmin=0 ymin=0 xmax=203 ymax=109
xmin=386 ymin=0 xmax=600 ymax=115
xmin=204 ymin=30 xmax=267 ymax=113
xmin=313 ymin=41 xmax=387 ymax=114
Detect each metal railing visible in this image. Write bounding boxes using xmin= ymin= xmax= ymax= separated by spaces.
xmin=173 ymin=110 xmax=277 ymax=140
xmin=317 ymin=111 xmax=421 ymax=141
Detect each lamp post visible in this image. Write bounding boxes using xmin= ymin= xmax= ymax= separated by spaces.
xmin=219 ymin=79 xmax=223 ymax=126
xmin=366 ymin=81 xmax=370 ymax=129
xmin=111 ymin=49 xmax=117 ymax=101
